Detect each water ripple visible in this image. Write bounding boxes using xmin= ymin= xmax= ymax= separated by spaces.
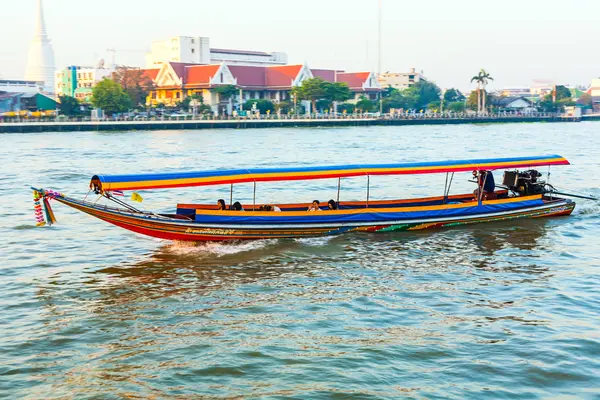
xmin=1 ymin=124 xmax=599 ymax=398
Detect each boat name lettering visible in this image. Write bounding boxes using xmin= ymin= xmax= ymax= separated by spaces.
xmin=185 ymin=228 xmax=236 ymax=235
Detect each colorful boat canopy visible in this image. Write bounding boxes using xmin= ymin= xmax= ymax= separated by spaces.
xmin=90 ymin=155 xmax=570 ymax=192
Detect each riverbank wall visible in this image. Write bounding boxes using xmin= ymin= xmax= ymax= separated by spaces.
xmin=0 ymin=115 xmax=581 ymax=133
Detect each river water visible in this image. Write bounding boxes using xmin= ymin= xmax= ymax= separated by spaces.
xmin=1 ymin=123 xmax=599 ymax=399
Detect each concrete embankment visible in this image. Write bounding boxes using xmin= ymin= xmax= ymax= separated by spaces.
xmin=0 ymin=115 xmax=580 ymax=133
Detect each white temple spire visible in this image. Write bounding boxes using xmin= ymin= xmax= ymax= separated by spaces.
xmin=34 ymin=0 xmax=48 ymax=38
xmin=25 ymin=0 xmax=55 ymax=94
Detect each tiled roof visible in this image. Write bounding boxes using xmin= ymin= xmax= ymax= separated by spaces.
xmin=142 ymin=69 xmax=160 ymax=81
xmin=185 ymin=65 xmax=221 ymax=85
xmin=311 ymin=69 xmax=341 ymax=82
xmin=168 ymin=62 xmax=197 ymax=83
xmin=266 ymin=65 xmax=303 ymax=87
xmin=228 ymin=65 xmax=267 ymax=87
xmin=336 ymin=72 xmax=371 ymax=89
xmin=227 ymin=64 xmax=304 ymax=88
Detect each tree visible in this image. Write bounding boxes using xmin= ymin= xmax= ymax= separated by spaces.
xmin=243 ymin=99 xmax=275 ymax=114
xmin=383 ymin=90 xmax=417 ymax=112
xmin=447 ymin=102 xmax=466 ymax=112
xmin=554 ymin=85 xmax=571 ymax=101
xmin=213 ymin=85 xmax=238 ymax=102
xmin=291 ymin=77 xmax=328 ymax=114
xmin=443 ymin=88 xmax=465 ymax=103
xmin=355 ymin=96 xmax=376 ymax=112
xmin=471 ymin=69 xmax=493 ymax=113
xmin=326 ymin=82 xmax=352 ymax=103
xmin=112 ymin=67 xmax=154 ymax=108
xmin=467 ymin=90 xmax=489 ymax=111
xmin=316 ymin=99 xmax=332 ymax=112
xmin=382 ymin=85 xmax=400 ymax=98
xmin=57 ymin=95 xmax=81 ymax=117
xmin=404 ymin=80 xmax=442 ymax=109
xmin=275 ymin=101 xmax=293 ymax=114
xmin=338 ymin=103 xmax=356 ymax=113
xmin=91 ymin=78 xmax=132 ymax=115
xmin=577 ymin=93 xmax=592 ymax=107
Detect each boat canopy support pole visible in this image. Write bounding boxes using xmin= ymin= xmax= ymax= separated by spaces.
xmin=253 ymin=181 xmax=256 ymax=211
xmin=104 ymin=193 xmax=142 ymax=213
xmin=230 ymin=183 xmax=233 ymax=208
xmin=443 ymin=172 xmax=454 ymax=203
xmin=478 ymin=171 xmax=488 ymax=205
xmin=366 ymin=175 xmax=370 ymax=208
xmin=337 ymin=178 xmax=341 ymax=204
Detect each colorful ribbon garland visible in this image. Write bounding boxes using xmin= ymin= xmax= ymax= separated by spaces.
xmin=33 ymin=190 xmax=58 ymax=227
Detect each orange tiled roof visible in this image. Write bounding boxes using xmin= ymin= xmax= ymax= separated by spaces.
xmin=266 ymin=65 xmax=303 ymax=87
xmin=336 ymin=72 xmax=371 ymax=90
xmin=185 ymin=65 xmax=221 ymax=85
xmin=142 ymin=69 xmax=160 ymax=81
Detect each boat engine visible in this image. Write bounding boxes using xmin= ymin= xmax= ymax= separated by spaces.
xmin=503 ymin=169 xmax=546 ymax=196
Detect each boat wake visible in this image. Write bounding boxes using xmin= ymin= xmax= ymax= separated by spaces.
xmin=293 ymin=236 xmax=335 ymax=246
xmin=575 ymin=202 xmax=600 ymax=216
xmin=165 ymin=239 xmax=277 ymax=257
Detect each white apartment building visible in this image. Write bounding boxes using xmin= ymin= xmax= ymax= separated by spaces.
xmin=378 ymin=68 xmax=427 ymax=90
xmin=145 ymin=36 xmax=287 ymax=69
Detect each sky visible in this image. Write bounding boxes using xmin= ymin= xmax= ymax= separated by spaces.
xmin=1 ymin=0 xmax=599 ymax=91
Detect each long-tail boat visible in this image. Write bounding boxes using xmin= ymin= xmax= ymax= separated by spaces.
xmin=32 ymin=155 xmax=579 ymax=242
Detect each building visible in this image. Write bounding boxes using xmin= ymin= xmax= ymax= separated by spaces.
xmin=499 ymin=87 xmax=531 ymax=97
xmin=24 ymin=0 xmax=55 ymax=93
xmin=585 ymin=78 xmax=600 ymax=112
xmin=146 ymin=62 xmax=311 ymax=113
xmin=55 ymin=65 xmax=115 ymax=102
xmin=530 ymin=80 xmax=554 ymax=96
xmin=312 ymin=70 xmax=381 ymax=101
xmin=0 ymin=80 xmax=43 ymax=94
xmin=145 ymin=36 xmax=288 ymax=69
xmin=144 ymin=62 xmax=380 ymax=114
xmin=377 ymin=68 xmax=426 ymax=90
xmin=493 ymin=96 xmax=536 ymax=113
xmin=0 ymin=92 xmax=56 ymax=113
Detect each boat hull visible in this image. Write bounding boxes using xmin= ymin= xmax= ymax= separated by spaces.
xmin=51 ymin=194 xmax=575 ymax=242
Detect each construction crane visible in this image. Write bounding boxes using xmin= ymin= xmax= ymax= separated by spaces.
xmin=106 ymin=48 xmax=147 ymax=67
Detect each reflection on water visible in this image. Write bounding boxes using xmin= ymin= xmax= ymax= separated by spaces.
xmin=1 ymin=124 xmax=600 ymax=398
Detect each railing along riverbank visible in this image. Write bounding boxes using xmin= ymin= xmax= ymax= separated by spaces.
xmin=0 ymin=112 xmax=581 ymax=133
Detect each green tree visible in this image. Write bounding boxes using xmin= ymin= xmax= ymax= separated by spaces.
xmin=316 ymin=99 xmax=332 ymax=112
xmin=91 ymin=78 xmax=132 ymax=115
xmin=275 ymin=101 xmax=293 ymax=114
xmin=382 ymin=85 xmax=400 ymax=98
xmin=57 ymin=95 xmax=81 ymax=117
xmin=467 ymin=90 xmax=490 ymax=111
xmin=338 ymin=103 xmax=356 ymax=113
xmin=292 ymin=77 xmax=328 ymax=113
xmin=355 ymin=96 xmax=376 ymax=112
xmin=213 ymin=85 xmax=238 ymax=101
xmin=382 ymin=90 xmax=415 ymax=112
xmin=447 ymin=101 xmax=466 ymax=112
xmin=404 ymin=80 xmax=441 ymax=109
xmin=470 ymin=69 xmax=493 ymax=112
xmin=112 ymin=67 xmax=154 ymax=108
xmin=326 ymin=82 xmax=352 ymax=103
xmin=554 ymin=85 xmax=571 ymax=101
xmin=243 ymin=99 xmax=275 ymax=114
xmin=427 ymin=101 xmax=441 ymax=111
xmin=443 ymin=88 xmax=465 ymax=103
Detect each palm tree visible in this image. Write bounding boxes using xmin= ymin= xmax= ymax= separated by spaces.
xmin=471 ymin=69 xmax=494 ymax=113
